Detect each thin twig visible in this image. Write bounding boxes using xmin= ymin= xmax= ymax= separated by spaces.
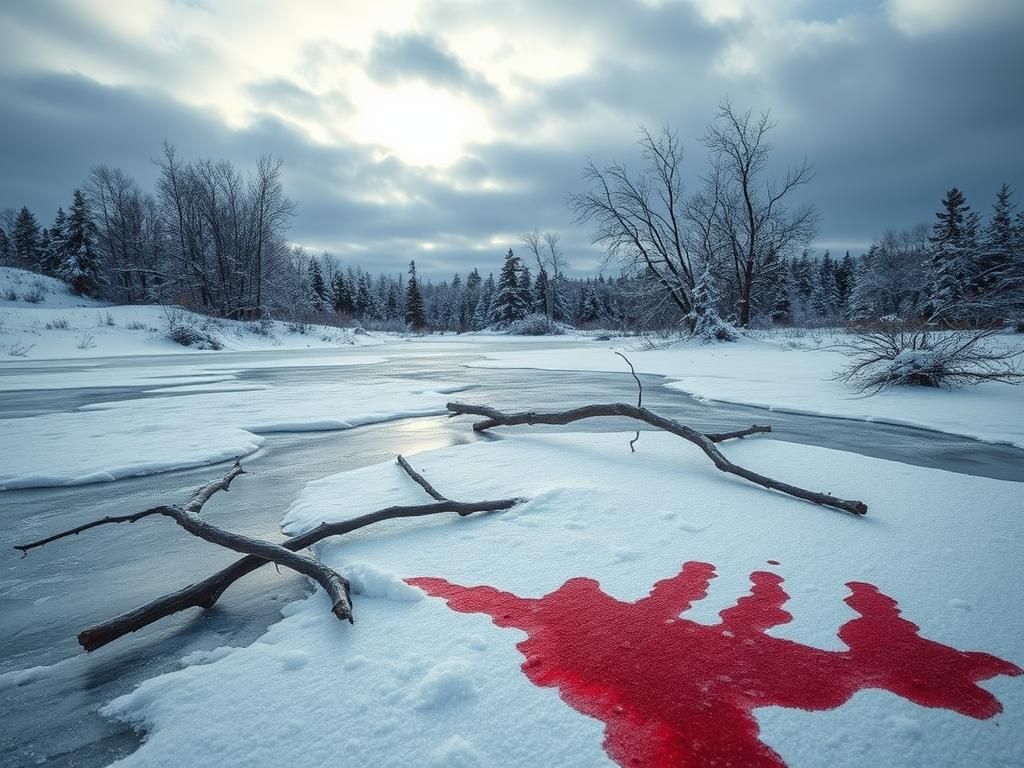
xmin=615 ymin=351 xmax=643 ymax=452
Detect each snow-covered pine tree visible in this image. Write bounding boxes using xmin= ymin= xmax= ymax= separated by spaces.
xmin=551 ymin=271 xmax=572 ymax=324
xmin=331 ymin=272 xmax=350 ymax=314
xmin=356 ymin=272 xmax=372 ymax=319
xmin=687 ymin=262 xmax=738 ymax=341
xmin=43 ymin=208 xmax=68 ymax=276
xmin=0 ymin=226 xmax=12 ymax=266
xmin=61 ymin=190 xmax=102 ymax=296
xmin=534 ymin=267 xmax=550 ymax=319
xmin=405 ymin=260 xmax=426 ymax=330
xmin=489 ymin=249 xmax=530 ymax=327
xmin=473 ymin=274 xmax=496 ymax=330
xmin=308 ymin=259 xmax=327 ymax=312
xmin=835 ymin=251 xmax=857 ymax=319
xmin=13 ymin=207 xmax=41 ymax=271
xmin=812 ymin=251 xmax=840 ymax=320
xmin=926 ymin=187 xmax=977 ymax=322
xmin=977 ymin=184 xmax=1016 ymax=294
xmin=518 ymin=264 xmax=533 ymax=313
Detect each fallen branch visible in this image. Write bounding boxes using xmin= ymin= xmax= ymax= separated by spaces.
xmin=446 ymin=402 xmax=866 ymax=516
xmin=16 ymin=463 xmax=355 ymax=622
xmin=16 ymin=456 xmax=523 ymax=652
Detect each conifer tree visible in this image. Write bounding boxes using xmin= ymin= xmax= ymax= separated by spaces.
xmin=0 ymin=227 xmax=12 ymax=266
xmin=405 ymin=260 xmax=426 ymax=330
xmin=489 ymin=249 xmax=529 ymax=326
xmin=926 ymin=187 xmax=976 ymax=320
xmin=13 ymin=207 xmax=41 ymax=271
xmin=534 ymin=268 xmax=550 ymax=319
xmin=308 ymin=259 xmax=327 ymax=312
xmin=835 ymin=251 xmax=857 ymax=318
xmin=43 ymin=208 xmax=68 ymax=276
xmin=518 ymin=264 xmax=533 ymax=312
xmin=977 ymin=184 xmax=1016 ymax=292
xmin=812 ymin=251 xmax=839 ymax=319
xmin=687 ymin=262 xmax=738 ymax=341
xmin=62 ymin=190 xmax=102 ymax=295
xmin=473 ymin=274 xmax=496 ymax=329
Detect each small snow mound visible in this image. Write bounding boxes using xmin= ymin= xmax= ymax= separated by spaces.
xmin=429 ymin=735 xmax=485 ymax=767
xmin=341 ymin=562 xmax=425 ymax=602
xmin=410 ymin=659 xmax=480 ymax=710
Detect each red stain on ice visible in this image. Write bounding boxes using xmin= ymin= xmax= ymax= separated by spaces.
xmin=408 ymin=563 xmax=1021 ymax=768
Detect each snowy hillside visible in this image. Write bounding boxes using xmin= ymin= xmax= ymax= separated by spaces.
xmin=0 ymin=267 xmax=380 ymax=360
xmin=0 ymin=267 xmax=104 ymax=309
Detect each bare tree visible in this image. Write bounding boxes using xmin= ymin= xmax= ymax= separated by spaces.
xmin=521 ymin=229 xmax=569 ymax=320
xmin=570 ymin=126 xmax=696 ymax=319
xmin=702 ymin=101 xmax=817 ymax=327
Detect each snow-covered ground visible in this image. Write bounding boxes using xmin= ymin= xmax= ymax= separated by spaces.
xmin=99 ymin=434 xmax=1024 ymax=767
xmin=470 ymin=334 xmax=1024 ymax=448
xmin=4 ymin=267 xmax=1023 ymax=766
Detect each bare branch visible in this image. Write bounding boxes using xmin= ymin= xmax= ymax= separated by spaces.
xmin=447 ymin=402 xmax=864 ymax=516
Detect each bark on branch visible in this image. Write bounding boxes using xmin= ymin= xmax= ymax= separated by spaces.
xmin=16 ymin=457 xmax=523 ymax=652
xmin=446 ymin=402 xmax=866 ymax=516
xmin=16 ymin=463 xmax=355 ymax=623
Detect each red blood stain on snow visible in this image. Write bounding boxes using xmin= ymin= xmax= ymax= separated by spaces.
xmin=408 ymin=563 xmax=1021 ymax=768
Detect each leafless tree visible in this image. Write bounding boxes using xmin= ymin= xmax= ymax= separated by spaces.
xmin=702 ymin=101 xmax=817 ymax=326
xmin=521 ymin=229 xmax=569 ymax=320
xmin=569 ymin=126 xmax=696 ymax=319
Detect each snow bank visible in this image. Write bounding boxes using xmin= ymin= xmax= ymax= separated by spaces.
xmin=0 ymin=377 xmax=467 ymax=489
xmin=469 ymin=335 xmax=1024 ymax=447
xmin=0 ymin=267 xmax=103 ymax=309
xmin=102 ymin=434 xmax=1023 ymax=767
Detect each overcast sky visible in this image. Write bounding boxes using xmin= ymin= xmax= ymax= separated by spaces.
xmin=1 ymin=0 xmax=1022 ymax=277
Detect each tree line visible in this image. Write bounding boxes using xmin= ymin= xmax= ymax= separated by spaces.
xmin=3 ymin=116 xmax=1022 ymax=333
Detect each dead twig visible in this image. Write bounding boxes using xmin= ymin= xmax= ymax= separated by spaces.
xmin=446 ymin=401 xmax=865 ymax=516
xmin=615 ymin=351 xmax=643 ymax=453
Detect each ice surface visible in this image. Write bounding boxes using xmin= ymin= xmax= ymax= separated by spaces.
xmin=0 ymin=377 xmax=467 ymax=489
xmin=470 ymin=336 xmax=1024 ymax=447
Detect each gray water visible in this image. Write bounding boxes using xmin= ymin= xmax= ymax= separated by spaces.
xmin=2 ymin=347 xmax=1022 ymax=766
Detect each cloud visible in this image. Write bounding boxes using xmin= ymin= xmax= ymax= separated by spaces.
xmin=366 ymin=32 xmax=498 ymax=101
xmin=0 ymin=0 xmax=1022 ymax=274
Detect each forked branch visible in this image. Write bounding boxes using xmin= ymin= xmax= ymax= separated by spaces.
xmin=15 ymin=456 xmax=524 ymax=651
xmin=446 ymin=402 xmax=866 ymax=516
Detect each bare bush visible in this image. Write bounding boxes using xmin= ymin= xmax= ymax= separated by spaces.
xmin=76 ymin=332 xmax=96 ymax=350
xmin=506 ymin=313 xmax=569 ymax=336
xmin=836 ymin=321 xmax=1023 ymax=393
xmin=45 ymin=317 xmax=71 ymax=330
xmin=163 ymin=306 xmax=223 ymax=350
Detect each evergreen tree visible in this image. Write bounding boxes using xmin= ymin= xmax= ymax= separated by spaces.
xmin=308 ymin=259 xmax=327 ymax=312
xmin=0 ymin=227 xmax=12 ymax=266
xmin=518 ymin=264 xmax=533 ymax=312
xmin=356 ymin=272 xmax=372 ymax=318
xmin=331 ymin=272 xmax=350 ymax=314
xmin=489 ymin=249 xmax=530 ymax=326
xmin=687 ymin=261 xmax=738 ymax=341
xmin=812 ymin=251 xmax=839 ymax=319
xmin=926 ymin=187 xmax=976 ymax=320
xmin=43 ymin=208 xmax=67 ymax=276
xmin=835 ymin=251 xmax=857 ymax=318
xmin=977 ymin=184 xmax=1016 ymax=292
xmin=404 ymin=260 xmax=426 ymax=330
xmin=13 ymin=207 xmax=41 ymax=271
xmin=551 ymin=271 xmax=572 ymax=323
xmin=579 ymin=286 xmax=603 ymax=324
xmin=62 ymin=190 xmax=102 ymax=295
xmin=769 ymin=265 xmax=793 ymax=324
xmin=534 ymin=268 xmax=550 ymax=319
xmin=473 ymin=274 xmax=496 ymax=329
